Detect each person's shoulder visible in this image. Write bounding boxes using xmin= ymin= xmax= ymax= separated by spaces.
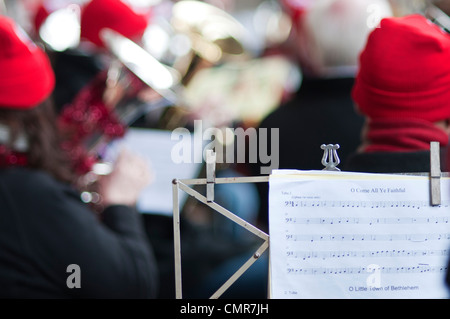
xmin=343 ymin=150 xmax=432 ymax=173
xmin=0 ymin=167 xmax=75 ymax=197
xmin=0 ymin=167 xmax=91 ymax=223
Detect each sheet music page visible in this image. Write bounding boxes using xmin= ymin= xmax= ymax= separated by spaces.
xmin=104 ymin=128 xmax=203 ymax=215
xmin=269 ymin=170 xmax=450 ymax=299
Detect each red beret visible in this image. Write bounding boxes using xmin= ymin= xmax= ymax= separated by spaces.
xmin=0 ymin=16 xmax=55 ymax=109
xmin=352 ymin=14 xmax=450 ymax=123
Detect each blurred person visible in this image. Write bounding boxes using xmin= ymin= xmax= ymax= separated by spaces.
xmin=31 ymin=0 xmax=151 ymax=111
xmin=250 ymin=0 xmax=393 ymax=229
xmin=43 ymin=0 xmax=261 ymax=298
xmin=0 ymin=15 xmax=158 ymax=298
xmin=52 ymin=0 xmax=152 ymax=173
xmin=343 ymin=14 xmax=450 ymax=174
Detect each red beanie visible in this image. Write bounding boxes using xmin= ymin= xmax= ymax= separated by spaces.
xmin=352 ymin=14 xmax=450 ymax=123
xmin=0 ymin=16 xmax=55 ymax=109
xmin=80 ymin=0 xmax=148 ymax=48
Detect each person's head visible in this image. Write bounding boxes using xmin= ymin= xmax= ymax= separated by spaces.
xmin=352 ymin=14 xmax=450 ymax=129
xmin=0 ymin=15 xmax=72 ymax=183
xmin=293 ymin=0 xmax=393 ymax=77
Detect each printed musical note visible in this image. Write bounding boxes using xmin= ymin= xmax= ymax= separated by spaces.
xmin=284 ymin=216 xmax=450 ymax=225
xmin=286 ymin=249 xmax=450 ymax=260
xmin=286 ymin=265 xmax=448 ymax=275
xmin=282 ymin=200 xmax=450 ymax=210
xmin=285 ymin=233 xmax=450 ymax=242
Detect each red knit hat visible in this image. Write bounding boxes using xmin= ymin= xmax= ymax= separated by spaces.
xmin=80 ymin=0 xmax=149 ymax=48
xmin=352 ymin=14 xmax=450 ymax=123
xmin=0 ymin=16 xmax=55 ymax=109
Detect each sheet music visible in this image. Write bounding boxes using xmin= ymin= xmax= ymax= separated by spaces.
xmin=104 ymin=128 xmax=203 ymax=215
xmin=269 ymin=170 xmax=450 ymax=299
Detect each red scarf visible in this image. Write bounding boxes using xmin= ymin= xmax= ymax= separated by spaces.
xmin=363 ymin=118 xmax=449 ymax=152
xmin=0 ymin=145 xmax=27 ymax=168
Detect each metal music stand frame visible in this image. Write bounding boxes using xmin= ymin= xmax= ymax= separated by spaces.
xmin=172 ymin=142 xmax=443 ymax=299
xmin=172 ymin=149 xmax=270 ymax=299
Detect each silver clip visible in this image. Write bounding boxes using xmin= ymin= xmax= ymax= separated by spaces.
xmin=206 ymin=149 xmax=216 ymax=202
xmin=321 ymin=144 xmax=341 ymax=171
xmin=430 ymin=141 xmax=441 ymax=206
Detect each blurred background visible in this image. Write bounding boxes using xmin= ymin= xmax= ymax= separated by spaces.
xmin=1 ymin=0 xmax=449 ymax=298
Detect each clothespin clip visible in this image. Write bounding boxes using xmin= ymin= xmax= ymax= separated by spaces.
xmin=321 ymin=144 xmax=341 ymax=171
xmin=430 ymin=141 xmax=441 ymax=206
xmin=206 ymin=149 xmax=216 ymax=202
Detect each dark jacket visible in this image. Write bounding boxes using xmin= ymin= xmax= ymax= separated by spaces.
xmin=0 ymin=167 xmax=158 ymax=298
xmin=257 ymin=77 xmax=364 ymax=171
xmin=250 ymin=76 xmax=365 ymax=230
xmin=343 ymin=149 xmax=448 ymax=173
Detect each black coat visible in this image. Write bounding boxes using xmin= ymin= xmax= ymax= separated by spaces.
xmin=343 ymin=149 xmax=448 ymax=173
xmin=257 ymin=77 xmax=364 ymax=171
xmin=250 ymin=76 xmax=365 ymax=229
xmin=0 ymin=167 xmax=158 ymax=298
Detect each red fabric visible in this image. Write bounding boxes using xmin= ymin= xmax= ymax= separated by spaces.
xmin=33 ymin=4 xmax=50 ymax=34
xmin=280 ymin=0 xmax=314 ymax=25
xmin=0 ymin=16 xmax=55 ymax=109
xmin=0 ymin=144 xmax=28 ymax=168
xmin=363 ymin=117 xmax=449 ymax=152
xmin=352 ymin=14 xmax=450 ymax=123
xmin=80 ymin=0 xmax=149 ymax=48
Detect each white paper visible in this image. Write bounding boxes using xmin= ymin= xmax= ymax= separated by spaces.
xmin=269 ymin=170 xmax=450 ymax=299
xmin=104 ymin=128 xmax=203 ymax=215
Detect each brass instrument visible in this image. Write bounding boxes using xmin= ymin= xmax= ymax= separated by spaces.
xmin=138 ymin=0 xmax=256 ymax=128
xmin=142 ymin=0 xmax=298 ymax=128
xmin=170 ymin=0 xmax=248 ymax=64
xmin=140 ymin=0 xmax=251 ymax=89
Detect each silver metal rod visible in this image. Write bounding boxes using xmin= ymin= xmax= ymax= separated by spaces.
xmin=179 ymin=175 xmax=270 ymax=186
xmin=210 ymin=240 xmax=269 ymax=299
xmin=172 ymin=179 xmax=183 ymax=299
xmin=267 ymin=251 xmax=272 ymax=299
xmin=178 ymin=181 xmax=269 ymax=240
